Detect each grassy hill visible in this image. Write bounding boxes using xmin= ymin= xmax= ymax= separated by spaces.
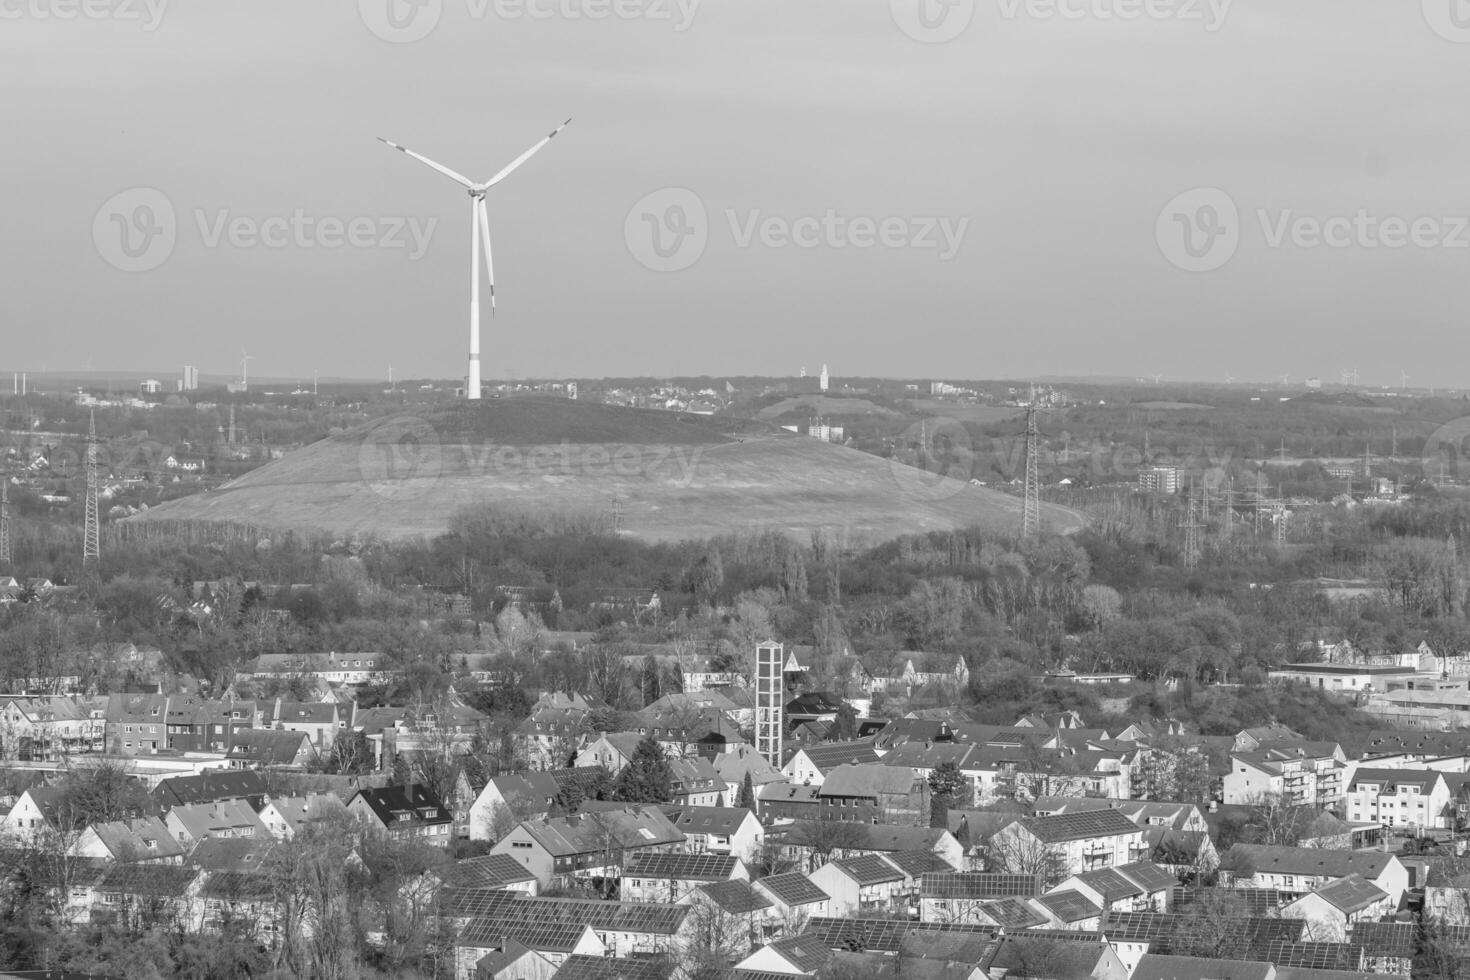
xmin=127 ymin=399 xmax=1085 ymax=544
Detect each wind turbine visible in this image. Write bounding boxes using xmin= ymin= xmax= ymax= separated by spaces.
xmin=240 ymin=350 xmax=255 ymax=391
xmin=377 ymin=119 xmax=572 ymax=401
xmin=1400 ymin=369 xmax=1411 ymax=389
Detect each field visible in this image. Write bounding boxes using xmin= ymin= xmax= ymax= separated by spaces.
xmin=754 ymin=396 xmax=902 ymax=420
xmin=127 ymin=399 xmax=1086 ymax=544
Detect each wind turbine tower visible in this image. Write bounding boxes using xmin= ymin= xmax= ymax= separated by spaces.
xmin=377 ymin=119 xmax=572 ymax=400
xmin=819 ymin=364 xmax=829 ymax=392
xmin=83 ymin=410 xmax=100 ymax=567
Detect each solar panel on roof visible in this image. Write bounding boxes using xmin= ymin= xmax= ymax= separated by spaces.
xmin=1170 ymin=886 xmax=1279 ymax=917
xmin=921 ymin=872 xmax=1041 ymax=899
xmin=1252 ymin=941 xmax=1365 ymax=971
xmin=804 ymin=917 xmax=996 ymax=953
xmin=757 ymin=872 xmax=830 ymax=906
xmin=624 ymin=852 xmax=738 ymax=880
xmin=1037 ymin=890 xmax=1102 ymax=922
xmin=1348 ymin=920 xmax=1416 ymax=957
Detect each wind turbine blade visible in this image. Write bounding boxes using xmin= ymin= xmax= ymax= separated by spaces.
xmin=377 ymin=137 xmax=476 ymax=188
xmin=478 ymin=197 xmax=496 ymax=316
xmin=484 ymin=118 xmax=571 ymax=188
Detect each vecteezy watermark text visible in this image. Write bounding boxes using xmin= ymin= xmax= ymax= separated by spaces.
xmin=0 ymin=0 xmax=168 ymax=30
xmin=1157 ymin=187 xmax=1470 ymax=273
xmin=357 ymin=0 xmax=698 ymax=43
xmin=889 ymin=0 xmax=1229 ymax=43
xmin=624 ymin=188 xmax=969 ymax=272
xmin=93 ymin=187 xmax=437 ymax=273
xmin=357 ymin=418 xmax=708 ymax=500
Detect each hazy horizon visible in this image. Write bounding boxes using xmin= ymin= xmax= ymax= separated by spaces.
xmin=7 ymin=0 xmax=1470 ymax=387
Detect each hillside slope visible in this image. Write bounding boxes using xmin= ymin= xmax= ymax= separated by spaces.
xmin=128 ymin=400 xmax=1085 ymax=543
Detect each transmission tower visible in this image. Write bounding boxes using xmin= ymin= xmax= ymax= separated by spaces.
xmin=83 ymin=410 xmax=100 ymax=567
xmin=1022 ymin=399 xmax=1041 ymax=539
xmin=1220 ymin=478 xmax=1234 ymax=540
xmin=1273 ymin=486 xmax=1288 ymax=547
xmin=1180 ymin=482 xmax=1204 ymax=571
xmin=1254 ymin=471 xmax=1267 ymax=536
xmin=0 ymin=478 xmax=11 ymax=566
xmin=611 ymin=496 xmax=624 ymax=534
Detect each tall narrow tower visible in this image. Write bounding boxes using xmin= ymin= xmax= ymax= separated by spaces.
xmin=0 ymin=478 xmax=11 ymax=566
xmin=1022 ymin=400 xmax=1041 ymax=540
xmin=83 ymin=410 xmax=100 ymax=567
xmin=1181 ymin=482 xmax=1203 ymax=571
xmin=755 ymin=641 xmax=784 ymax=768
xmin=819 ymin=364 xmax=829 ymax=392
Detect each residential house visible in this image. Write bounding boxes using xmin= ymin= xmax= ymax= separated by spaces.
xmin=757 ymin=781 xmax=821 ymax=823
xmin=1050 ymin=861 xmax=1176 ymax=914
xmin=441 ymin=889 xmax=691 ymax=960
xmin=0 ymin=785 xmax=67 ymax=842
xmin=620 ymin=851 xmax=747 ymax=904
xmin=989 ymin=935 xmax=1128 ymax=980
xmin=163 ymin=800 xmax=267 ymax=848
xmin=668 ymin=756 xmax=728 ymax=807
xmin=633 ymin=702 xmax=746 ymax=760
xmin=199 ymin=870 xmax=282 ymax=945
xmin=240 ymin=651 xmax=393 ymax=686
xmin=469 ymin=768 xmax=607 ymax=842
xmin=733 ymin=934 xmax=834 ymax=977
xmin=989 ymin=810 xmax=1146 ymax=879
xmin=488 ymin=805 xmax=685 ymax=889
xmin=774 ymin=821 xmax=964 ymax=873
xmin=669 ymin=806 xmax=763 ymax=863
xmin=348 ymin=784 xmax=453 ymax=847
xmin=817 ymin=764 xmax=925 ymax=825
xmin=1221 ymin=844 xmax=1408 ymax=906
xmin=434 ymin=852 xmax=540 ymax=896
xmin=751 ymin=870 xmax=837 ymax=921
xmin=693 ymin=879 xmax=774 ymax=954
xmin=74 ymin=816 xmax=187 ymax=864
xmin=92 ymin=864 xmax=203 ymax=931
xmin=1032 ymin=889 xmax=1105 ymax=930
xmin=260 ymin=698 xmax=353 ymax=753
xmin=257 ymin=793 xmax=346 ymax=839
xmin=808 ymin=853 xmax=907 ymax=916
xmin=1345 ymin=767 xmax=1454 ymax=830
xmin=780 ymin=739 xmax=881 ymax=787
xmin=1234 ymin=725 xmax=1305 ymax=752
xmin=152 ymin=770 xmax=268 ymax=812
xmin=0 ymin=695 xmax=104 ymax=759
xmin=1282 ymin=874 xmax=1394 ymax=940
xmin=710 ymin=743 xmax=784 ymax=797
xmin=918 ymin=871 xmax=1043 ymax=924
xmin=225 ymin=728 xmax=316 ymax=769
xmin=1222 ymin=743 xmax=1349 ymax=807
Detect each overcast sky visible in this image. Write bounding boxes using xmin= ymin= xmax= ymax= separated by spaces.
xmin=5 ymin=0 xmax=1470 ymax=387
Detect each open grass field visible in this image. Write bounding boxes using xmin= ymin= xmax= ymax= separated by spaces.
xmin=128 ymin=400 xmax=1085 ymax=544
xmin=754 ymin=396 xmax=903 ymax=419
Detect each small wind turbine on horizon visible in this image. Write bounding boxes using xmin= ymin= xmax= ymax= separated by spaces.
xmin=377 ymin=119 xmax=572 ymax=401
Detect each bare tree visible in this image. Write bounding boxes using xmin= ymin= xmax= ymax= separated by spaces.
xmin=986 ymin=824 xmax=1066 ymax=886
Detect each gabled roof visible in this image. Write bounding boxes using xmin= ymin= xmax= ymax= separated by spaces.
xmin=226 ymin=728 xmax=313 ymax=765
xmin=97 ymin=863 xmax=198 ymax=898
xmin=624 ymin=851 xmax=739 ymax=882
xmin=1036 ymin=890 xmax=1102 ymax=922
xmin=350 ymin=783 xmax=451 ymax=828
xmin=1130 ymin=953 xmax=1274 ymax=980
xmin=754 ymin=871 xmax=830 ymax=907
xmin=921 ymin=872 xmax=1041 ymax=900
xmin=199 ymin=870 xmax=275 ymax=902
xmin=166 ymin=799 xmax=266 ymax=841
xmin=669 ymin=806 xmax=756 ymax=837
xmin=1015 ymin=809 xmax=1141 ymax=843
xmin=187 ymin=836 xmax=274 ymax=873
xmin=1225 ymin=844 xmax=1394 ymax=880
xmin=1299 ymin=874 xmax=1387 ymax=915
xmin=882 ymin=849 xmax=956 ymax=877
xmin=819 ymin=764 xmax=916 ymax=798
xmin=758 ymin=782 xmax=820 ymax=804
xmin=1116 ymin=861 xmax=1179 ymax=893
xmin=88 ymin=816 xmax=186 ymax=861
xmin=514 ymin=805 xmax=684 ymax=858
xmin=1347 ymin=767 xmax=1445 ymax=792
xmin=780 ymin=821 xmax=952 ymax=854
xmin=791 ymin=739 xmax=881 ymax=773
xmin=551 ymin=955 xmax=676 ymax=980
xmin=982 ymin=898 xmax=1048 ymax=929
xmin=989 ymin=935 xmax=1114 ymax=979
xmin=1073 ymin=867 xmax=1144 ymax=903
xmin=830 ymin=854 xmax=904 ymax=887
xmin=698 ymin=878 xmax=772 ymax=915
xmin=153 ymin=770 xmax=267 ymax=807
xmin=764 ymin=934 xmax=833 ymax=973
xmin=448 ymin=889 xmax=688 ymax=937
xmin=439 ymin=852 xmax=539 ymax=889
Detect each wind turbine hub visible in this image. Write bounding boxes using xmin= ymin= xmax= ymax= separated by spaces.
xmin=469 ymin=186 xmax=487 ymax=198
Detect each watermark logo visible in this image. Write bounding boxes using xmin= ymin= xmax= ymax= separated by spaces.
xmin=625 ymin=188 xmax=708 ymax=273
xmin=0 ymin=0 xmax=170 ymax=30
xmin=1159 ymin=186 xmax=1470 ymax=272
xmin=626 ymin=187 xmax=970 ymax=272
xmin=1423 ymin=0 xmax=1470 ymax=42
xmin=994 ymin=0 xmax=1231 ymax=31
xmin=358 ymin=0 xmax=698 ymax=41
xmin=93 ymin=188 xmax=177 ymax=273
xmin=888 ymin=417 xmax=976 ymax=503
xmin=1422 ymin=417 xmax=1470 ymax=482
xmin=358 ymin=0 xmax=443 ymax=42
xmin=1156 ymin=187 xmax=1240 ymax=273
xmin=92 ymin=187 xmax=438 ymax=272
xmin=891 ymin=0 xmax=975 ymax=43
xmin=359 ymin=416 xmax=444 ymax=500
